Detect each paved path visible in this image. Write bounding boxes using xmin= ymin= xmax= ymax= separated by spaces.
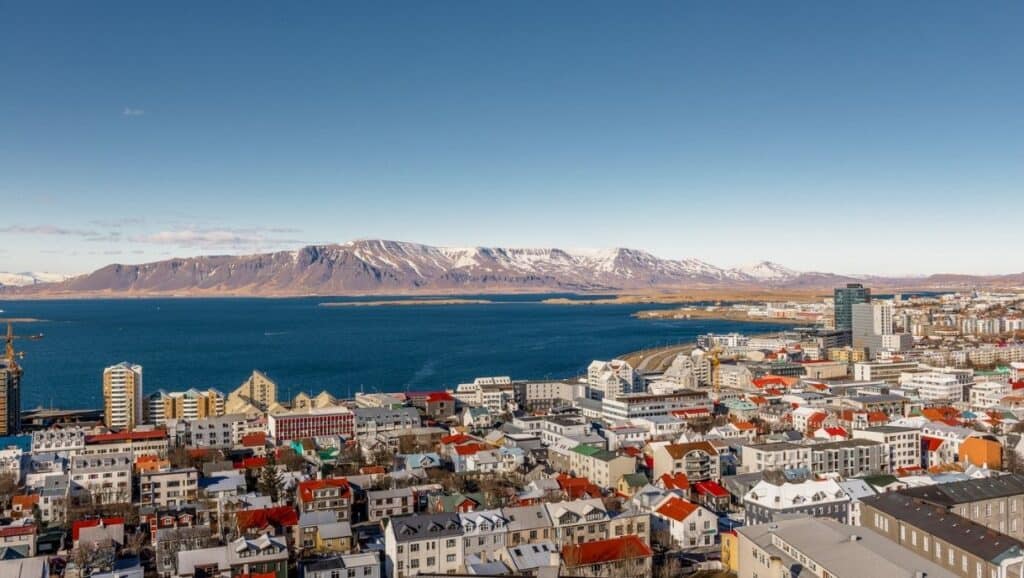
xmin=620 ymin=343 xmax=696 ymax=373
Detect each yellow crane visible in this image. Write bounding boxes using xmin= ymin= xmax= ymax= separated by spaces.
xmin=4 ymin=322 xmax=27 ymax=366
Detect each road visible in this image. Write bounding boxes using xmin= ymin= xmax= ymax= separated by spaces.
xmin=619 ymin=343 xmax=696 ymax=373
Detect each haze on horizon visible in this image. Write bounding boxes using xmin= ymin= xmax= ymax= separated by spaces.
xmin=2 ymin=2 xmax=1022 ymax=277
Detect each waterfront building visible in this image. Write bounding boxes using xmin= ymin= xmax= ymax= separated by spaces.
xmin=146 ymin=388 xmax=224 ymax=425
xmin=0 ymin=338 xmax=22 ymax=435
xmin=102 ymin=362 xmax=144 ymax=430
xmin=587 ymin=359 xmax=639 ymax=400
xmin=225 ymin=370 xmax=279 ymax=415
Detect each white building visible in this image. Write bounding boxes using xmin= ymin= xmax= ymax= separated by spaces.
xmin=653 ymin=496 xmax=718 ymax=549
xmin=903 ymin=372 xmax=965 ymax=402
xmin=459 ymin=509 xmax=508 ymax=563
xmin=31 ymin=427 xmax=86 ymax=455
xmin=852 ymin=426 xmax=921 ymax=472
xmin=587 ymin=360 xmax=639 ymax=400
xmin=384 ymin=513 xmax=464 ymax=578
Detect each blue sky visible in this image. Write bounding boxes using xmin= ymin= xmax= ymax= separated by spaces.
xmin=1 ymin=1 xmax=1022 ymax=275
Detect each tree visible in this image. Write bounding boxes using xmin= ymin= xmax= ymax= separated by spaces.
xmin=0 ymin=473 xmax=17 ymax=509
xmin=257 ymin=456 xmax=285 ymax=503
xmin=71 ymin=539 xmax=117 ymax=575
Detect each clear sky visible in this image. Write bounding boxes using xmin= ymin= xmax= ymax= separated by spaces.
xmin=2 ymin=1 xmax=1022 ymax=276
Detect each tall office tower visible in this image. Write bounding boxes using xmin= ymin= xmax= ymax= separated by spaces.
xmin=853 ymin=301 xmax=899 ymax=358
xmin=0 ymin=327 xmax=22 ymax=435
xmin=834 ymin=283 xmax=871 ymax=344
xmin=103 ymin=362 xmax=144 ymax=430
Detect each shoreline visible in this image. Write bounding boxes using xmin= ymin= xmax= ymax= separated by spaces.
xmin=633 ymin=308 xmax=810 ymax=324
xmin=320 ymin=299 xmax=493 ymax=307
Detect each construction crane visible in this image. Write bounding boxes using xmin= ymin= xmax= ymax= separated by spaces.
xmin=4 ymin=322 xmax=28 ymax=366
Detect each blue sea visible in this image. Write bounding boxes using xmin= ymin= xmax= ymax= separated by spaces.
xmin=0 ymin=295 xmax=795 ymax=410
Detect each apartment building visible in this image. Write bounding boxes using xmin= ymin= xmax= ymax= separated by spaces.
xmin=146 ymin=388 xmax=224 ymax=425
xmin=302 ymin=552 xmax=380 ymax=578
xmin=904 ymin=372 xmax=967 ymax=402
xmin=853 ymin=425 xmax=922 ymax=472
xmin=652 ymin=441 xmax=720 ymax=481
xmin=384 ymin=513 xmax=464 ymax=578
xmin=31 ymin=427 xmax=86 ymax=454
xmin=459 ymin=509 xmax=508 ymax=563
xmin=296 ymin=477 xmax=353 ymax=521
xmin=743 ymin=477 xmax=851 ymax=525
xmin=172 ymin=413 xmax=250 ymax=449
xmin=862 ymin=492 xmax=1024 ymax=578
xmin=560 ymin=535 xmax=653 ymax=578
xmin=602 ymin=390 xmax=712 ymax=422
xmin=225 ymin=370 xmax=278 ymax=414
xmin=739 ymin=442 xmax=811 ymax=474
xmin=139 ymin=467 xmax=198 ymax=508
xmin=545 ymin=498 xmax=611 ymax=547
xmin=267 ymin=405 xmax=354 ymax=442
xmin=568 ymin=445 xmax=636 ymax=488
xmin=70 ymin=452 xmax=133 ymax=505
xmin=0 ymin=354 xmax=22 ymax=436
xmin=736 ymin=516 xmax=958 ymax=578
xmin=103 ymin=362 xmax=144 ymax=430
xmin=353 ymin=407 xmax=421 ymax=438
xmin=900 ymin=476 xmax=1024 ymax=540
xmin=80 ymin=429 xmax=170 ymax=459
xmin=515 ymin=380 xmax=580 ymax=412
xmin=853 ymin=360 xmax=920 ymax=384
xmin=504 ymin=504 xmax=553 ymax=546
xmin=587 ymin=359 xmax=639 ymax=400
xmin=808 ymin=439 xmax=888 ymax=477
xmin=367 ymin=488 xmax=414 ymax=523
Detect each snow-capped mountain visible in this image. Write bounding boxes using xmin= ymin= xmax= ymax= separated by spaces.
xmin=0 ymin=271 xmax=73 ymax=287
xmin=728 ymin=261 xmax=800 ymax=281
xmin=0 ymin=239 xmax=871 ymax=297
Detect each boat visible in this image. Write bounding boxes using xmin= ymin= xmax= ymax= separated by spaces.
xmin=28 ymin=333 xmax=44 ymax=340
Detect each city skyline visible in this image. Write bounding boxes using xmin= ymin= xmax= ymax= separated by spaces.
xmin=3 ymin=2 xmax=1024 ymax=275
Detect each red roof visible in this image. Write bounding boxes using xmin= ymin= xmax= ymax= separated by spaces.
xmin=1012 ymin=380 xmax=1024 ymax=390
xmin=237 ymin=456 xmax=268 ymax=469
xmin=298 ymin=478 xmax=351 ymax=503
xmin=0 ymin=525 xmax=36 ymax=538
xmin=866 ymin=411 xmax=889 ymax=423
xmin=360 ymin=465 xmax=386 ymax=475
xmin=824 ymin=426 xmax=848 ymax=438
xmin=12 ymin=495 xmax=39 ymax=509
xmin=562 ymin=535 xmax=653 ymax=567
xmin=454 ymin=443 xmax=487 ymax=456
xmin=85 ymin=429 xmax=168 ymax=444
xmin=426 ymin=392 xmax=454 ymax=402
xmin=621 ymin=446 xmax=642 ymax=458
xmin=694 ymin=480 xmax=729 ymax=498
xmin=72 ymin=517 xmax=124 ymax=541
xmin=922 ymin=436 xmax=944 ymax=452
xmin=659 ymin=472 xmax=690 ymax=491
xmin=656 ymin=496 xmax=699 ymax=522
xmin=557 ymin=474 xmax=603 ymax=499
xmin=440 ymin=433 xmax=475 ymax=445
xmin=237 ymin=573 xmax=276 ymax=578
xmin=235 ymin=506 xmax=299 ymax=532
xmin=241 ymin=432 xmax=267 ymax=447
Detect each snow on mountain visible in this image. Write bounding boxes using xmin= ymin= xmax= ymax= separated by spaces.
xmin=4 ymin=239 xmax=812 ymax=295
xmin=728 ymin=261 xmax=801 ymax=281
xmin=0 ymin=271 xmax=73 ymax=287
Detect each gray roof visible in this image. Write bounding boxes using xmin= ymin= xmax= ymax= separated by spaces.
xmin=503 ymin=541 xmax=559 ymax=571
xmin=387 ymin=513 xmax=463 ymax=543
xmin=809 ymin=439 xmax=882 ymax=450
xmin=737 ymin=516 xmax=959 ymax=578
xmin=900 ymin=474 xmax=1024 ymax=507
xmin=863 ymin=492 xmax=1024 ymax=562
xmin=859 ymin=425 xmax=918 ymax=433
xmin=502 ymin=504 xmax=553 ymax=532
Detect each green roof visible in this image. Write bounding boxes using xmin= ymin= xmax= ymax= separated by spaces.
xmin=862 ymin=474 xmax=900 ymax=487
xmin=572 ymin=444 xmax=602 ymax=457
xmin=621 ymin=472 xmax=649 ymax=487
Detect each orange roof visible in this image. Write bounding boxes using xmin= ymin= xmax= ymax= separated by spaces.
xmin=360 ymin=465 xmax=386 ymax=475
xmin=656 ymin=496 xmax=699 ymax=522
xmin=562 ymin=535 xmax=653 ymax=567
xmin=733 ymin=421 xmax=757 ymax=431
xmin=440 ymin=433 xmax=475 ymax=445
xmin=85 ymin=429 xmax=168 ymax=444
xmin=298 ymin=478 xmax=351 ymax=503
xmin=659 ymin=472 xmax=690 ymax=491
xmin=12 ymin=495 xmax=38 ymax=509
xmin=241 ymin=432 xmax=267 ymax=447
xmin=866 ymin=411 xmax=889 ymax=423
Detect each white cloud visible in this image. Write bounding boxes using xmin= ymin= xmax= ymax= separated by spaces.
xmin=122 ymin=107 xmax=145 ymax=117
xmin=131 ymin=227 xmax=305 ymax=251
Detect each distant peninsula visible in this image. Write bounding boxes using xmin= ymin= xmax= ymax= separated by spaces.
xmin=320 ymin=299 xmax=492 ymax=307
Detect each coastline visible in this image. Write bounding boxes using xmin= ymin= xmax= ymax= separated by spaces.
xmin=632 ymin=308 xmax=807 ymax=324
xmin=320 ymin=299 xmax=493 ymax=307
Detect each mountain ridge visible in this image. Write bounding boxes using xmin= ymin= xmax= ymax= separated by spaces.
xmin=2 ymin=239 xmax=1020 ymax=297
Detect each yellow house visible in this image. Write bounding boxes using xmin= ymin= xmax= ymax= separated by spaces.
xmin=296 ymin=511 xmax=353 ymax=553
xmin=616 ymin=472 xmax=649 ymax=497
xmin=721 ymin=530 xmax=739 ymax=573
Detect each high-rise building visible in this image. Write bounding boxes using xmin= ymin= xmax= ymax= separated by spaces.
xmin=145 ymin=388 xmax=225 ymax=425
xmin=0 ymin=324 xmax=22 ymax=436
xmin=103 ymin=362 xmax=144 ymax=430
xmin=833 ymin=283 xmax=871 ymax=344
xmin=0 ymin=357 xmax=21 ymax=436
